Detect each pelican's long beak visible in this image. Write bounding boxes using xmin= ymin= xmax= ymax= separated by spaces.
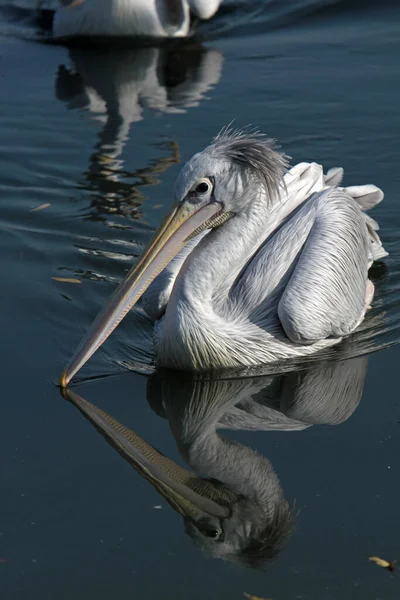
xmin=60 ymin=201 xmax=222 ymax=387
xmin=65 ymin=388 xmax=231 ymax=524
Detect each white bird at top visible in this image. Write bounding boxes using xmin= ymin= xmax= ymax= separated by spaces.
xmin=53 ymin=0 xmax=222 ymax=39
xmin=60 ymin=127 xmax=387 ymax=386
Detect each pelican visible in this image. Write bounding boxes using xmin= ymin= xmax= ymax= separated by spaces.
xmin=52 ymin=0 xmax=222 ymax=39
xmin=60 ymin=127 xmax=387 ymax=386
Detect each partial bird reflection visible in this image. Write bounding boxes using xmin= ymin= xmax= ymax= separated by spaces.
xmin=65 ymin=355 xmax=367 ymax=567
xmin=55 ymin=44 xmax=223 ymax=222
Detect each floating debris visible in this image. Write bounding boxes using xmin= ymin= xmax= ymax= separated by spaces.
xmin=244 ymin=593 xmax=272 ymax=600
xmin=30 ymin=203 xmax=51 ymax=212
xmin=369 ymin=556 xmax=397 ymax=572
xmin=52 ymin=277 xmax=82 ymax=284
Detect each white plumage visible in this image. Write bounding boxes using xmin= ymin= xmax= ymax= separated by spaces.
xmin=146 ymin=156 xmax=386 ymax=370
xmin=53 ymin=0 xmax=222 ymax=38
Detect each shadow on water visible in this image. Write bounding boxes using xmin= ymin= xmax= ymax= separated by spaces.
xmin=64 ymin=354 xmax=367 ymax=568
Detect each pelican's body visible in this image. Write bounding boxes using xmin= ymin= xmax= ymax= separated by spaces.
xmin=60 ymin=128 xmax=387 ymax=386
xmin=144 ymin=161 xmax=386 ymax=370
xmin=53 ymin=0 xmax=222 ymax=39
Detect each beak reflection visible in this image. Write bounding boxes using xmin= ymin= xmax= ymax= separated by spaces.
xmin=64 ymin=387 xmax=231 ymax=527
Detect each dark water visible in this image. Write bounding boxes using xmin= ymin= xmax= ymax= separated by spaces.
xmin=1 ymin=1 xmax=400 ymax=599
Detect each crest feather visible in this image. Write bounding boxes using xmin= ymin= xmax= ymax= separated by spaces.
xmin=211 ymin=125 xmax=289 ymax=199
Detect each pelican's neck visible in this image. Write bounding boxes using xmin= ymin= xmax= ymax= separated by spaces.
xmin=175 ymin=190 xmax=272 ymax=308
xmin=165 ymin=379 xmax=284 ymax=508
xmin=158 ymin=184 xmax=305 ymax=369
xmin=187 ymin=424 xmax=283 ymax=509
xmin=173 ymin=179 xmax=311 ymax=310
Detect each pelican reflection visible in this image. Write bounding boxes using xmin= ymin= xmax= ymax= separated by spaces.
xmin=65 ymin=355 xmax=367 ymax=567
xmin=55 ymin=44 xmax=223 ymax=221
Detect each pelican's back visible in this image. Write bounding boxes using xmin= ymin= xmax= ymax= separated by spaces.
xmin=53 ymin=0 xmax=190 ymax=38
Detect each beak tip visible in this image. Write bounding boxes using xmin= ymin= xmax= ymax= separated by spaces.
xmin=59 ymin=371 xmax=69 ymax=389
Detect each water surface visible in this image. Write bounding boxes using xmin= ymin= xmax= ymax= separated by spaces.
xmin=1 ymin=1 xmax=400 ymax=599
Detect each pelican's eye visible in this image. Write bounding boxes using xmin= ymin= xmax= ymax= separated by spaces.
xmin=195 ymin=180 xmax=211 ymax=194
xmin=187 ymin=177 xmax=214 ymax=205
xmin=195 ymin=518 xmax=224 ymax=541
xmin=204 ymin=528 xmax=220 ymax=539
xmin=188 ymin=177 xmax=213 ymax=202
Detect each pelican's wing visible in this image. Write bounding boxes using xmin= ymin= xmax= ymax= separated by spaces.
xmin=277 ymin=187 xmax=386 ymax=343
xmin=236 ymin=175 xmax=386 ymax=344
xmin=282 ymin=356 xmax=367 ymax=425
xmin=219 ymin=355 xmax=367 ymax=430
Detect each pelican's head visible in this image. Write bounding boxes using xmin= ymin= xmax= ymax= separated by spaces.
xmin=60 ymin=127 xmax=288 ymax=386
xmin=174 ymin=127 xmax=287 ymax=214
xmin=65 ymin=382 xmax=294 ymax=569
xmin=184 ymin=494 xmax=294 ymax=568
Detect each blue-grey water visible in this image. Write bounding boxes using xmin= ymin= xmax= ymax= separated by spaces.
xmin=1 ymin=1 xmax=400 ymax=599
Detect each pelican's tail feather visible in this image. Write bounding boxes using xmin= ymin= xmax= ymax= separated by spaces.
xmin=365 ymin=214 xmax=388 ymax=262
xmin=340 ymin=184 xmax=384 ymax=211
xmin=323 ymin=168 xmax=387 ymax=262
xmin=324 ymin=167 xmax=344 ymax=187
xmin=340 ymin=183 xmax=387 ymax=261
xmin=323 ymin=167 xmax=384 ymax=211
